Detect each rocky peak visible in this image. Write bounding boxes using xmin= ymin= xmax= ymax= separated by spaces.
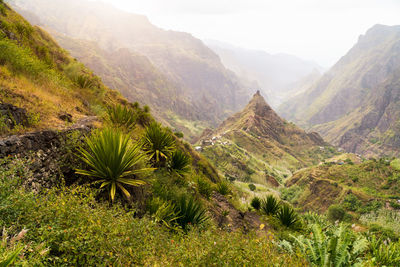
xmin=246 ymin=90 xmax=274 ymax=117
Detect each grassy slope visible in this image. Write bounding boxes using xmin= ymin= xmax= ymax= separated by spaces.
xmin=200 ymin=93 xmax=337 ymax=186
xmin=286 ymin=158 xmax=400 ymax=213
xmin=0 ymin=3 xmax=129 ymax=134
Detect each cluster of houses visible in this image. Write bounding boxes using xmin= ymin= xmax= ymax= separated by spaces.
xmin=195 ymin=135 xmax=231 ymax=152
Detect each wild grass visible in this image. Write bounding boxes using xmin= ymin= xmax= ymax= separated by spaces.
xmin=0 ymin=160 xmax=307 ymax=266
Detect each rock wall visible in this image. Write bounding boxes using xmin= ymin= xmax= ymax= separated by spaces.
xmin=0 ymin=118 xmax=96 ymax=191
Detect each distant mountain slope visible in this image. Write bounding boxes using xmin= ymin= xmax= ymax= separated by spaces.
xmin=10 ymin=0 xmax=251 ymax=135
xmin=205 ymin=40 xmax=322 ymax=107
xmin=279 ymin=24 xmax=400 ymax=157
xmin=199 ymin=91 xmax=334 ymax=186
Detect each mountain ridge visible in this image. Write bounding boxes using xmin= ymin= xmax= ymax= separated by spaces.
xmin=279 ymin=24 xmax=400 ymax=157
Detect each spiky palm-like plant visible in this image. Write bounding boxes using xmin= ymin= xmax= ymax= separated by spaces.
xmin=261 ymin=195 xmax=280 ymax=215
xmin=106 ymin=104 xmax=137 ymax=131
xmin=142 ymin=122 xmax=176 ymax=167
xmin=292 ymin=223 xmax=369 ymax=266
xmin=175 ymin=195 xmax=208 ymax=230
xmin=216 ymin=181 xmax=231 ymax=196
xmin=251 ymin=196 xmax=262 ymax=210
xmin=276 ymin=205 xmax=299 ymax=227
xmin=76 ymin=128 xmax=152 ymax=202
xmin=168 ymin=150 xmax=191 ymax=176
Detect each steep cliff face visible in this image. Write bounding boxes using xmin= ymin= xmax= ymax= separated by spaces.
xmin=11 ymin=0 xmax=251 ymax=134
xmin=279 ymin=24 xmax=400 ymax=157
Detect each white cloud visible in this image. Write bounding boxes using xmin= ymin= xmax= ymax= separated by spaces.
xmin=100 ymin=0 xmax=400 ymax=67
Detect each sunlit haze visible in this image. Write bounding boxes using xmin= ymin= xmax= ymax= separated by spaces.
xmin=97 ymin=0 xmax=400 ymax=67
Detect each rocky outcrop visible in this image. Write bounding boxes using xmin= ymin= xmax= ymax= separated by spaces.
xmin=0 ymin=117 xmax=97 ymax=191
xmin=0 ymin=103 xmax=30 ymax=130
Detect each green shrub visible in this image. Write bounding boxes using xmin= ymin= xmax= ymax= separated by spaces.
xmin=142 ymin=122 xmax=176 ymax=167
xmin=327 ymin=204 xmax=346 ymax=221
xmin=0 ymin=39 xmax=52 ymax=78
xmin=196 ymin=176 xmax=213 ymax=199
xmin=76 ymin=128 xmax=150 ymax=202
xmin=261 ymin=195 xmax=280 ymax=215
xmin=167 ymin=150 xmax=191 ymax=176
xmin=215 ymin=181 xmax=231 ymax=196
xmin=175 ymin=195 xmax=208 ymax=230
xmin=276 ymin=205 xmax=299 ymax=227
xmin=136 ymin=107 xmax=152 ymax=126
xmin=174 ymin=132 xmax=184 ymax=138
xmin=106 ymin=104 xmax=137 ymax=131
xmin=291 ymin=223 xmax=368 ymax=266
xmin=0 ymin=159 xmax=308 ymax=266
xmin=148 ymin=197 xmax=181 ymax=230
xmin=250 ymin=196 xmax=261 ymax=210
xmin=342 ymin=194 xmax=362 ymax=212
xmin=369 ymin=236 xmax=400 ymax=266
xmin=248 ymin=183 xmax=256 ymax=191
xmin=280 ymin=185 xmax=302 ymax=203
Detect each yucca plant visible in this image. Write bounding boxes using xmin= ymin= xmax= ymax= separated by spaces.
xmin=142 ymin=122 xmax=176 ymax=167
xmin=261 ymin=195 xmax=280 ymax=215
xmin=75 ymin=74 xmax=94 ymax=89
xmin=175 ymin=195 xmax=209 ymax=230
xmin=168 ymin=150 xmax=191 ymax=176
xmin=276 ymin=205 xmax=299 ymax=227
xmin=106 ymin=104 xmax=137 ymax=131
xmin=251 ymin=196 xmax=262 ymax=210
xmin=148 ymin=197 xmax=181 ymax=230
xmin=76 ymin=128 xmax=152 ymax=202
xmin=216 ymin=181 xmax=231 ymax=196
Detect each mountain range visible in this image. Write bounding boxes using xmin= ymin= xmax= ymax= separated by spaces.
xmin=206 ymin=40 xmax=323 ymax=107
xmin=279 ymin=24 xmax=400 ymax=157
xmin=10 ymin=0 xmax=252 ymax=139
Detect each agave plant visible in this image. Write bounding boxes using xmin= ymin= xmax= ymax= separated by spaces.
xmin=276 ymin=205 xmax=299 ymax=227
xmin=106 ymin=104 xmax=137 ymax=131
xmin=175 ymin=195 xmax=209 ymax=230
xmin=142 ymin=122 xmax=176 ymax=167
xmin=251 ymin=196 xmax=262 ymax=210
xmin=148 ymin=197 xmax=181 ymax=230
xmin=292 ymin=223 xmax=369 ymax=266
xmin=76 ymin=128 xmax=152 ymax=202
xmin=74 ymin=74 xmax=94 ymax=89
xmin=168 ymin=150 xmax=191 ymax=176
xmin=216 ymin=181 xmax=231 ymax=196
xmin=261 ymin=195 xmax=280 ymax=215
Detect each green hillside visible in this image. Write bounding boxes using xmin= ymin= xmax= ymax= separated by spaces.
xmin=1 ymin=2 xmax=400 ymax=266
xmin=200 ymin=91 xmax=336 ymax=186
xmin=10 ymin=0 xmax=251 ymax=137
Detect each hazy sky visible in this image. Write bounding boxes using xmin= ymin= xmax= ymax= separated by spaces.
xmin=100 ymin=0 xmax=400 ymax=67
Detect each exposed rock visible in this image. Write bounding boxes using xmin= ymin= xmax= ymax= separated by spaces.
xmin=58 ymin=112 xmax=73 ymax=122
xmin=0 ymin=116 xmax=98 ymax=191
xmin=0 ymin=103 xmax=29 ymax=129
